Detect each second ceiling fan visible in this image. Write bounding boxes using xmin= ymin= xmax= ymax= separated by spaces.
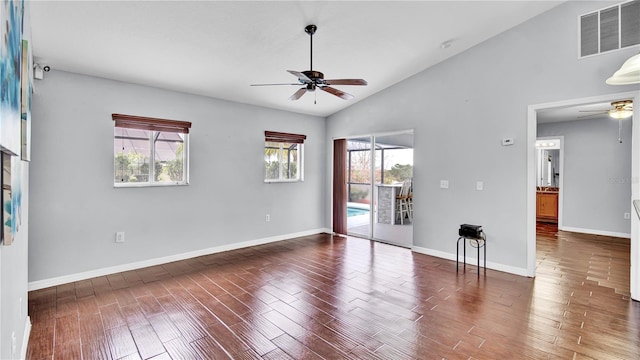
xmin=251 ymin=24 xmax=367 ymax=101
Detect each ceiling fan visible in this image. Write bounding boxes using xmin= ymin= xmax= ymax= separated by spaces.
xmin=578 ymin=100 xmax=633 ymax=143
xmin=251 ymin=24 xmax=367 ymax=102
xmin=578 ymin=100 xmax=633 ymax=119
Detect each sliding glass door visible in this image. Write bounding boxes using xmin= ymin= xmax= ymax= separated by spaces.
xmin=371 ymin=133 xmax=414 ymax=247
xmin=343 ymin=131 xmax=414 ymax=247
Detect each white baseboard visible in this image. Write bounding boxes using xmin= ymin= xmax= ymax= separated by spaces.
xmin=411 ymin=246 xmax=529 ymax=277
xmin=28 ymin=228 xmax=331 ymax=291
xmin=20 ymin=316 xmax=31 ymax=360
xmin=559 ymin=226 xmax=630 ymax=239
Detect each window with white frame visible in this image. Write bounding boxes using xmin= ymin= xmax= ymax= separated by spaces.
xmin=264 ymin=131 xmax=306 ymax=182
xmin=113 ymin=113 xmax=191 ymax=186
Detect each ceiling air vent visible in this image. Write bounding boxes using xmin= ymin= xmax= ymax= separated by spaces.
xmin=579 ymin=0 xmax=640 ymax=58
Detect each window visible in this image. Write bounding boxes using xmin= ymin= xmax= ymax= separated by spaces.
xmin=264 ymin=131 xmax=306 ymax=182
xmin=113 ymin=114 xmax=191 ymax=186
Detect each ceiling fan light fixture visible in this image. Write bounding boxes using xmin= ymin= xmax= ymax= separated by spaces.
xmin=606 ymin=53 xmax=640 ymax=85
xmin=609 ymin=108 xmax=633 ymax=119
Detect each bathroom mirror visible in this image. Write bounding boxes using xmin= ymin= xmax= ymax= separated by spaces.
xmin=536 ymin=139 xmax=560 ymax=188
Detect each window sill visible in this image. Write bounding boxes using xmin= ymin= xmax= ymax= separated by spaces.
xmin=264 ymin=179 xmax=304 ymax=184
xmin=114 ymin=182 xmax=189 ymax=188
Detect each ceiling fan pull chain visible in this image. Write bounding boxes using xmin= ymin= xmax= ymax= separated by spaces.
xmin=619 ymin=118 xmax=623 ymax=143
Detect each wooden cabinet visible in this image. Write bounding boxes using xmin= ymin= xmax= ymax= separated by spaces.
xmin=537 ymin=191 xmax=558 ymax=223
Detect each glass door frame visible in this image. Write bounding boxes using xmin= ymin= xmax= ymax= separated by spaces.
xmin=343 ymin=129 xmax=414 ymax=244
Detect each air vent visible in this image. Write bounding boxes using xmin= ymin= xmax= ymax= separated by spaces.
xmin=579 ymin=0 xmax=640 ymax=58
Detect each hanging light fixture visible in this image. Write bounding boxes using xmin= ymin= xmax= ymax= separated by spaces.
xmin=608 ymin=100 xmax=633 ymax=119
xmin=606 ymin=53 xmax=640 ymax=85
xmin=609 ymin=108 xmax=633 ymax=119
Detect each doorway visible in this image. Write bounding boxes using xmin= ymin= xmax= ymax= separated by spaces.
xmin=535 ymin=137 xmax=563 ymax=228
xmin=335 ymin=130 xmax=414 ymax=247
xmin=527 ymin=91 xmax=640 ymax=301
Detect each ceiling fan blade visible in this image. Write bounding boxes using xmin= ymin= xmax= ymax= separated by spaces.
xmin=287 ymin=70 xmax=312 ymax=83
xmin=250 ymin=83 xmax=301 ymax=86
xmin=289 ymin=88 xmax=307 ymax=101
xmin=324 ymin=79 xmax=368 ymax=86
xmin=320 ymin=86 xmax=354 ymax=100
xmin=577 ymin=113 xmax=606 ymax=119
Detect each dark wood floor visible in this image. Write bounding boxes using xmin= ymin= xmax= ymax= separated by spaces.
xmin=27 ymin=227 xmax=639 ymax=359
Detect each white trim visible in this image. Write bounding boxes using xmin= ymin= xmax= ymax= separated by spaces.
xmin=527 ymin=105 xmax=538 ymax=277
xmin=560 ymin=226 xmax=631 ymax=239
xmin=114 ymin=182 xmax=188 ymax=188
xmin=331 ymin=129 xmax=414 ymax=141
xmin=527 ymin=90 xmax=640 ymax=300
xmin=20 ymin=317 xmax=31 ymax=360
xmin=28 ymin=228 xmax=331 ymax=291
xmin=411 ymin=246 xmax=529 ymax=277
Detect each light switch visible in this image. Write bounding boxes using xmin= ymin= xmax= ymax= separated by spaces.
xmin=440 ymin=180 xmax=449 ymax=189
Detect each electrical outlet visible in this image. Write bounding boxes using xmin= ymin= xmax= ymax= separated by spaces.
xmin=440 ymin=180 xmax=449 ymax=189
xmin=265 ymin=214 xmax=270 ymax=222
xmin=624 ymin=213 xmax=631 ymax=220
xmin=115 ymin=232 xmax=125 ymax=243
xmin=476 ymin=181 xmax=484 ymax=191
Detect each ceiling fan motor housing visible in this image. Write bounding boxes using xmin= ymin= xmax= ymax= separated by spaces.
xmin=612 ymin=100 xmax=632 ymax=109
xmin=302 ymin=70 xmax=324 ymax=83
xmin=305 ymin=24 xmax=317 ymax=36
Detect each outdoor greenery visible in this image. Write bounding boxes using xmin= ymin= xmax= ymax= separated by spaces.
xmin=163 ymin=143 xmax=184 ymax=181
xmin=114 ymin=142 xmax=184 ymax=183
xmin=349 ymin=149 xmax=413 ymax=184
xmin=347 ymin=146 xmax=413 ymax=204
xmin=349 ymin=186 xmax=369 ymax=203
xmin=384 ymin=163 xmax=413 ymax=184
xmin=264 ymin=142 xmax=299 ymax=180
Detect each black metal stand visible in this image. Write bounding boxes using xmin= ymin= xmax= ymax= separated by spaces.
xmin=456 ymin=232 xmax=486 ymax=276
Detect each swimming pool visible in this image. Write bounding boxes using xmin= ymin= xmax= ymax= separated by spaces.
xmin=347 ymin=206 xmax=370 ymax=217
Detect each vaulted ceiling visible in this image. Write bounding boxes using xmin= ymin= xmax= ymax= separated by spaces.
xmin=30 ymin=1 xmax=563 ymax=117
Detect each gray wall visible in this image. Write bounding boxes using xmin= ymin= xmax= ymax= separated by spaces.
xmin=0 ymin=3 xmax=32 ymax=359
xmin=30 ymin=71 xmax=326 ymax=283
xmin=539 ymin=117 xmax=632 ymax=236
xmin=326 ymin=1 xmax=639 ymax=273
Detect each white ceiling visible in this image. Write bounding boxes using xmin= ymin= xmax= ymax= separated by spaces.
xmin=30 ymin=1 xmax=563 ymax=117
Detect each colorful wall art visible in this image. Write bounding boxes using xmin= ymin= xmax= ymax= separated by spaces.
xmin=1 ymin=0 xmax=23 ymax=156
xmin=1 ymin=0 xmax=27 ymax=246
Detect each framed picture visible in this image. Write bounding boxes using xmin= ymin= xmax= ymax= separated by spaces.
xmin=20 ymin=39 xmax=32 ymax=161
xmin=2 ymin=153 xmax=12 ymax=245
